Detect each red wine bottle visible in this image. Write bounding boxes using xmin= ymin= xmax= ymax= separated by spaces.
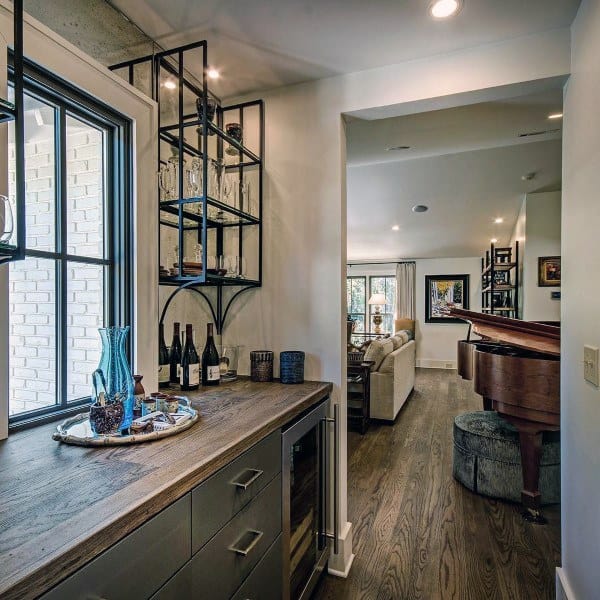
xmin=180 ymin=324 xmax=200 ymax=391
xmin=169 ymin=322 xmax=182 ymax=384
xmin=158 ymin=323 xmax=170 ymax=388
xmin=202 ymin=323 xmax=220 ymax=386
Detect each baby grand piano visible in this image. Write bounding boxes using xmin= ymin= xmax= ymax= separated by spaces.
xmin=451 ymin=308 xmax=560 ymax=523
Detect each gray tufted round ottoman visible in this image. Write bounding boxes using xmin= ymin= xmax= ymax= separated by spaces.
xmin=453 ymin=411 xmax=560 ymax=505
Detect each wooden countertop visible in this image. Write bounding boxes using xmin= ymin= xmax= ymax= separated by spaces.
xmin=0 ymin=379 xmax=332 ymax=600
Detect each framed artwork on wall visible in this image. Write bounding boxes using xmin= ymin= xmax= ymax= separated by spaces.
xmin=538 ymin=256 xmax=561 ymax=287
xmin=425 ymin=274 xmax=470 ymax=323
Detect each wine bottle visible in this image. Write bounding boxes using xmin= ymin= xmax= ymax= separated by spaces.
xmin=180 ymin=324 xmax=200 ymax=391
xmin=202 ymin=323 xmax=220 ymax=386
xmin=169 ymin=322 xmax=182 ymax=384
xmin=158 ymin=323 xmax=170 ymax=388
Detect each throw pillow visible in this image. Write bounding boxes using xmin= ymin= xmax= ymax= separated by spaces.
xmin=364 ymin=338 xmax=394 ymax=370
xmin=390 ymin=335 xmax=404 ymax=350
xmin=395 ymin=330 xmax=409 ymax=344
xmin=379 ymin=351 xmax=395 ymax=374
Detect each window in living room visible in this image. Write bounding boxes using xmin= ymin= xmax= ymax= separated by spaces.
xmin=369 ymin=276 xmax=396 ymax=333
xmin=347 ymin=276 xmax=366 ymax=332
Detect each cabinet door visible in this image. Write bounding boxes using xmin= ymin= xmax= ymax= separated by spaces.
xmin=192 ymin=430 xmax=281 ymax=553
xmin=231 ymin=535 xmax=283 ymax=600
xmin=190 ymin=474 xmax=282 ymax=599
xmin=40 ymin=494 xmax=191 ymax=600
xmin=150 ymin=562 xmax=193 ymax=600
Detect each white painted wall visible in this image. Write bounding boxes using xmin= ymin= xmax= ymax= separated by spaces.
xmin=560 ymin=0 xmax=600 ymax=597
xmin=0 ymin=3 xmax=157 ymax=438
xmin=415 ymin=257 xmax=481 ymax=369
xmin=522 ymin=192 xmax=562 ymax=322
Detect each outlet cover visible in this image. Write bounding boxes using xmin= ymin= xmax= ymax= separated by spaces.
xmin=584 ymin=345 xmax=599 ymax=386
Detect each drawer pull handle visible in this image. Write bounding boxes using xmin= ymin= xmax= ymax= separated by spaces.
xmin=228 ymin=529 xmax=264 ymax=556
xmin=231 ymin=468 xmax=264 ymax=490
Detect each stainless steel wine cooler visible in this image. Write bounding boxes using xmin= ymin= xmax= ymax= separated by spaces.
xmin=282 ymin=399 xmax=338 ymax=600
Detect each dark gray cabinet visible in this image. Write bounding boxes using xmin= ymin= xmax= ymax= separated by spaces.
xmin=41 ymin=494 xmax=192 ymax=600
xmin=42 ymin=431 xmax=283 ymax=600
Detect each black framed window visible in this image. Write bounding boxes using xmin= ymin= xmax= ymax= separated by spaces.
xmin=368 ymin=276 xmax=396 ymax=334
xmin=347 ymin=276 xmax=366 ymax=333
xmin=7 ymin=60 xmax=132 ymax=428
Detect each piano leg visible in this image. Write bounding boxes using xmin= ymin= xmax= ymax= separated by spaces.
xmin=482 ymin=396 xmax=493 ymax=411
xmin=518 ymin=428 xmax=547 ymax=524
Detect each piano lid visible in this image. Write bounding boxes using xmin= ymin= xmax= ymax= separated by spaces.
xmin=449 ymin=308 xmax=560 ymax=357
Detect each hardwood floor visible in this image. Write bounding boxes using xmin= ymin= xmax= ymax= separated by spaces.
xmin=316 ymin=368 xmax=560 ymax=600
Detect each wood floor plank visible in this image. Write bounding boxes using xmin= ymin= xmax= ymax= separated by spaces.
xmin=316 ymin=368 xmax=560 ymax=600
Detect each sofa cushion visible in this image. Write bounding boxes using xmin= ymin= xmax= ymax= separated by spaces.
xmin=379 ymin=351 xmax=395 ymax=374
xmin=390 ymin=335 xmax=404 ymax=350
xmin=364 ymin=338 xmax=394 ymax=370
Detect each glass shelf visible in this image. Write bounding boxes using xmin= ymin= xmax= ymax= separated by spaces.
xmin=159 ymin=119 xmax=261 ymax=165
xmin=159 ymin=273 xmax=260 ymax=287
xmin=159 ymin=196 xmax=259 ymax=227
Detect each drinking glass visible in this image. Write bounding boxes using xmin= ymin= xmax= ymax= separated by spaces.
xmin=0 ymin=194 xmax=14 ymax=244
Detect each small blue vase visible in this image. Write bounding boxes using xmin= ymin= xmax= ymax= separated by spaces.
xmin=92 ymin=326 xmax=134 ymax=432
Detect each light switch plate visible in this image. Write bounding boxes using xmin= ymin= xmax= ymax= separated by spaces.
xmin=584 ymin=345 xmax=599 ymax=386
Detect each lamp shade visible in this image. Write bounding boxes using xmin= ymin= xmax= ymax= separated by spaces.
xmin=368 ymin=293 xmax=387 ymax=306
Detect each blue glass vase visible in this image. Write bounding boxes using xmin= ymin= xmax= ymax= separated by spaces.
xmin=92 ymin=326 xmax=134 ymax=432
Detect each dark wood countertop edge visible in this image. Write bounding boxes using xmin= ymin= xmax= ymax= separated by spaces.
xmin=3 ymin=382 xmax=332 ymax=600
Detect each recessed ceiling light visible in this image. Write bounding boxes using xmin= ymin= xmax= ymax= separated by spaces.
xmin=412 ymin=205 xmax=429 ymax=213
xmin=429 ymin=0 xmax=462 ymax=19
xmin=392 ymin=225 xmax=400 ymax=231
xmin=548 ymin=112 xmax=563 ymax=120
xmin=386 ymin=145 xmax=411 ymax=151
xmin=491 ymin=238 xmax=498 ymax=244
xmin=163 ymin=80 xmax=176 ymax=90
xmin=494 ymin=218 xmax=504 ymax=224
xmin=207 ymin=68 xmax=220 ymax=80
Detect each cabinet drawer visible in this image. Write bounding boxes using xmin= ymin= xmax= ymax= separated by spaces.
xmin=191 ymin=473 xmax=282 ymax=599
xmin=40 ymin=493 xmax=191 ymax=600
xmin=231 ymin=535 xmax=282 ymax=600
xmin=192 ymin=430 xmax=281 ymax=553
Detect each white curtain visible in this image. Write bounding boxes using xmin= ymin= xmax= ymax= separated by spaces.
xmin=396 ymin=262 xmax=416 ymax=320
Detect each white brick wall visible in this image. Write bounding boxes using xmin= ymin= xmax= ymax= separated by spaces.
xmin=8 ymin=126 xmax=105 ymax=416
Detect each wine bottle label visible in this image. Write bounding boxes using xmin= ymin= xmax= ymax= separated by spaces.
xmin=206 ymin=365 xmax=220 ymax=381
xmin=181 ymin=363 xmax=200 ymax=386
xmin=189 ymin=363 xmax=200 ymax=386
xmin=158 ymin=364 xmax=169 ymax=383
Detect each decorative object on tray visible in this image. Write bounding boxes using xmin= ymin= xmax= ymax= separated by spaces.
xmin=425 ymin=274 xmax=469 ymax=323
xmin=538 ymin=256 xmax=561 ymax=287
xmin=280 ymin=351 xmax=305 ymax=384
xmin=133 ymin=375 xmax=145 ymax=418
xmin=52 ymin=397 xmax=198 ymax=446
xmin=91 ymin=326 xmax=135 ymax=432
xmin=250 ymin=350 xmax=274 ymax=382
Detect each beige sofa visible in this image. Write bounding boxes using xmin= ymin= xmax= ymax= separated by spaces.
xmin=364 ymin=319 xmax=416 ymax=422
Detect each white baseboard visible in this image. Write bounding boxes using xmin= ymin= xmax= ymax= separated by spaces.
xmin=556 ymin=568 xmax=576 ymax=600
xmin=328 ymin=521 xmax=354 ymax=577
xmin=416 ymin=359 xmax=456 ymax=369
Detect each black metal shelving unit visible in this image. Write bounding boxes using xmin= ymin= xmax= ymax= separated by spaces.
xmin=0 ymin=0 xmax=25 ymax=264
xmin=110 ymin=41 xmax=263 ymax=333
xmin=481 ymin=241 xmax=520 ymax=317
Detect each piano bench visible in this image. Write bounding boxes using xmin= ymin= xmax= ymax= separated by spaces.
xmin=452 ymin=411 xmax=560 ymax=505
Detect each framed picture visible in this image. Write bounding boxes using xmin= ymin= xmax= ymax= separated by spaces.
xmin=425 ymin=274 xmax=470 ymax=323
xmin=538 ymin=256 xmax=561 ymax=287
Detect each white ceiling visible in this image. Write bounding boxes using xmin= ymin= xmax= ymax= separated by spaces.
xmin=347 ymin=139 xmax=562 ymax=261
xmin=346 ymin=88 xmax=564 ymax=167
xmin=110 ymin=0 xmax=581 ymax=98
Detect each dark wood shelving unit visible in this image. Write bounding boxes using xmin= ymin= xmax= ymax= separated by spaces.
xmin=481 ymin=241 xmax=520 ymax=318
xmin=110 ymin=41 xmax=263 ymax=333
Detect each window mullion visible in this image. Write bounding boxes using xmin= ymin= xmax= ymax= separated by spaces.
xmin=57 ymin=106 xmax=68 ymax=410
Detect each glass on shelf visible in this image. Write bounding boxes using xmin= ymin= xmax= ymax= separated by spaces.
xmin=225 ymin=122 xmax=243 ymax=156
xmin=0 ymin=194 xmax=15 ymax=247
xmin=185 ymin=157 xmax=202 ymax=201
xmin=196 ymin=94 xmax=217 ymax=135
